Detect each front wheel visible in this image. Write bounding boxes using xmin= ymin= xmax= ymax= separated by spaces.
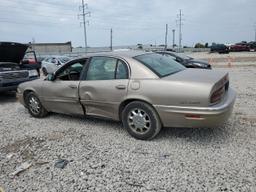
xmin=122 ymin=101 xmax=162 ymax=140
xmin=25 ymin=92 xmax=48 ymax=118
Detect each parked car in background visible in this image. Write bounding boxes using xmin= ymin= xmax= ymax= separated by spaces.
xmin=0 ymin=42 xmax=40 ymax=92
xmin=17 ymin=51 xmax=236 ymax=140
xmin=41 ymin=56 xmax=71 ymax=76
xmin=23 ymin=51 xmax=38 ymax=64
xmin=248 ymin=41 xmax=256 ymax=51
xmin=230 ymin=43 xmax=250 ymax=52
xmin=156 ymin=51 xmax=211 ymax=69
xmin=210 ymin=44 xmax=230 ymax=54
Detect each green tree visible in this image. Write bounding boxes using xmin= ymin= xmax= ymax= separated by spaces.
xmin=194 ymin=43 xmax=205 ymax=48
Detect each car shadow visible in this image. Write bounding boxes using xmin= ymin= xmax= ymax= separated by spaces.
xmin=0 ymin=91 xmax=17 ymax=103
xmin=156 ymin=125 xmax=230 ymax=144
xmin=49 ymin=113 xmax=230 ymax=144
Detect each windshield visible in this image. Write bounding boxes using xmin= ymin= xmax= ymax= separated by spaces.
xmin=58 ymin=57 xmax=71 ymax=63
xmin=134 ymin=53 xmax=186 ymax=77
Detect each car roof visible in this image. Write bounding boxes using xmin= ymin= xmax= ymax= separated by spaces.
xmin=56 ymin=50 xmax=160 ymax=79
xmin=156 ymin=51 xmax=179 ymax=57
xmin=77 ymin=50 xmax=151 ymax=60
xmin=45 ymin=55 xmax=70 ymax=59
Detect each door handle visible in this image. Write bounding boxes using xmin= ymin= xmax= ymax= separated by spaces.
xmin=115 ymin=85 xmax=126 ymax=89
xmin=69 ymin=84 xmax=77 ymax=89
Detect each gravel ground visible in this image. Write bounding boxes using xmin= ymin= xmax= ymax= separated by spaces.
xmin=0 ymin=66 xmax=256 ymax=192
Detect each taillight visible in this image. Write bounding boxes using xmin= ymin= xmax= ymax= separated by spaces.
xmin=210 ymin=74 xmax=229 ymax=104
xmin=210 ymin=86 xmax=224 ymax=104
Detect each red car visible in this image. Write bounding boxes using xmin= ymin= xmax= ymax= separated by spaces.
xmin=230 ymin=43 xmax=250 ymax=52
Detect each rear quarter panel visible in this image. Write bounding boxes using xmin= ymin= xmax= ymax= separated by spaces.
xmin=127 ymin=79 xmax=211 ymax=107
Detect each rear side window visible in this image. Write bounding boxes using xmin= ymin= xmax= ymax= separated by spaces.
xmin=86 ymin=57 xmax=128 ymax=80
xmin=86 ymin=57 xmax=116 ymax=80
xmin=116 ymin=60 xmax=128 ymax=79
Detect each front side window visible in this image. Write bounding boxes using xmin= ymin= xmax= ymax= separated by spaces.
xmin=56 ymin=60 xmax=86 ymax=81
xmin=86 ymin=57 xmax=128 ymax=80
xmin=134 ymin=53 xmax=185 ymax=77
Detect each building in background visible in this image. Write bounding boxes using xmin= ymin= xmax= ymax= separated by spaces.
xmin=28 ymin=41 xmax=72 ymax=55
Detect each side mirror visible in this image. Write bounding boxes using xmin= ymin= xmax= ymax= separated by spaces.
xmin=47 ymin=74 xmax=55 ymax=81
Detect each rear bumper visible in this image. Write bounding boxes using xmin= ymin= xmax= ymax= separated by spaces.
xmin=154 ymin=88 xmax=236 ymax=128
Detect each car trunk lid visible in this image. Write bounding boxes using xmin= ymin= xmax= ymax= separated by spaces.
xmin=163 ymin=69 xmax=227 ymax=85
xmin=163 ymin=69 xmax=229 ymax=105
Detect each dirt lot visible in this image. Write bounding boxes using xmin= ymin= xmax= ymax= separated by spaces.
xmin=0 ymin=54 xmax=256 ymax=191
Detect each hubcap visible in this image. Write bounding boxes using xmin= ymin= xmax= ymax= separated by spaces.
xmin=28 ymin=96 xmax=40 ymax=115
xmin=128 ymin=108 xmax=151 ymax=134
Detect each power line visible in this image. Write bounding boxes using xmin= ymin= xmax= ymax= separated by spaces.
xmin=254 ymin=23 xmax=256 ymax=42
xmin=0 ymin=6 xmax=76 ymax=17
xmin=0 ymin=10 xmax=76 ymax=21
xmin=0 ymin=0 xmax=76 ymax=12
xmin=0 ymin=17 xmax=168 ymax=31
xmin=78 ymin=0 xmax=90 ymax=53
xmin=0 ymin=18 xmax=65 ymax=27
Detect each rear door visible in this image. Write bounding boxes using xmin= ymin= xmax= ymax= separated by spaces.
xmin=79 ymin=56 xmax=129 ymax=120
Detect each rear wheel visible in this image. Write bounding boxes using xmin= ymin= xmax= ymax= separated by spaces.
xmin=122 ymin=101 xmax=162 ymax=140
xmin=25 ymin=92 xmax=48 ymax=118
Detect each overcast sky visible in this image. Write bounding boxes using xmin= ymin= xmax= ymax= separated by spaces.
xmin=0 ymin=0 xmax=255 ymax=47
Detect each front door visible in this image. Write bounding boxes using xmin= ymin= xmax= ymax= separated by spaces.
xmin=41 ymin=59 xmax=87 ymax=115
xmin=79 ymin=56 xmax=129 ymax=120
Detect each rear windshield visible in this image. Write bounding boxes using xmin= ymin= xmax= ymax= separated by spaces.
xmin=134 ymin=53 xmax=185 ymax=77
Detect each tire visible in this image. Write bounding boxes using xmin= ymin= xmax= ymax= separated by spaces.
xmin=25 ymin=92 xmax=48 ymax=118
xmin=122 ymin=101 xmax=162 ymax=140
xmin=42 ymin=68 xmax=48 ymax=76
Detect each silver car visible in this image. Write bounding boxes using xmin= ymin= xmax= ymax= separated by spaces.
xmin=17 ymin=51 xmax=236 ymax=140
xmin=41 ymin=56 xmax=71 ymax=76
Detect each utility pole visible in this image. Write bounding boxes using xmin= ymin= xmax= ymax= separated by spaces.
xmin=176 ymin=9 xmax=184 ymax=52
xmin=172 ymin=29 xmax=175 ymax=48
xmin=78 ymin=0 xmax=90 ymax=53
xmin=254 ymin=23 xmax=256 ymax=42
xmin=165 ymin=24 xmax=168 ymax=51
xmin=31 ymin=38 xmax=35 ymax=51
xmin=110 ymin=28 xmax=113 ymax=51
